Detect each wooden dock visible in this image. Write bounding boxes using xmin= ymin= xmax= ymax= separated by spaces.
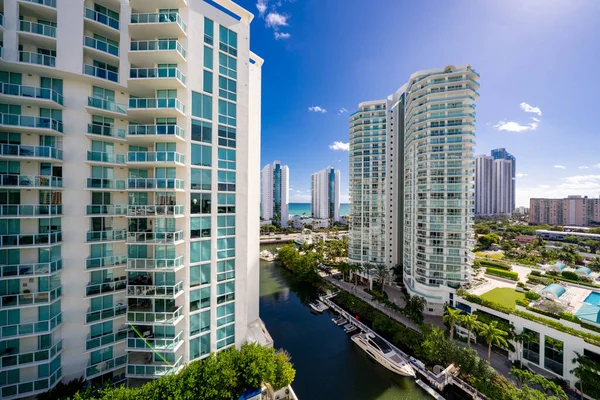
xmin=416 ymin=379 xmax=445 ymax=400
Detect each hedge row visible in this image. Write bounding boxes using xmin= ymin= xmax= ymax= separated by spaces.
xmin=476 ymin=259 xmax=512 ymax=270
xmin=486 ymin=268 xmax=519 ymax=281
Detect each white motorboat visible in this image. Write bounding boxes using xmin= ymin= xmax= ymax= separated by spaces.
xmin=309 ymin=300 xmax=328 ymax=313
xmin=351 ymin=332 xmax=416 ymax=377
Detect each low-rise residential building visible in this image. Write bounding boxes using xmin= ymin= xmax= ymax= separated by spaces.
xmin=530 ymin=195 xmax=600 ymax=226
xmin=515 ymin=235 xmax=537 ymax=245
xmin=536 ymin=229 xmax=600 ymax=242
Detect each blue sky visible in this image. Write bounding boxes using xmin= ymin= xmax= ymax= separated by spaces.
xmin=236 ymin=0 xmax=600 ymax=206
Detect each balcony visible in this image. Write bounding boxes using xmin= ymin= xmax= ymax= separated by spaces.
xmin=85 ymin=278 xmax=126 ymax=297
xmin=86 ymin=151 xmax=126 ymax=166
xmin=126 ymin=124 xmax=184 ymax=143
xmin=86 ymin=96 xmax=127 ymax=118
xmin=83 ymin=64 xmax=119 ymax=84
xmin=129 ymin=12 xmax=186 ymax=38
xmin=86 ymin=354 xmax=126 ymax=380
xmin=128 ymin=67 xmax=186 ymax=94
xmin=126 ymin=230 xmax=184 ymax=244
xmin=83 ymin=36 xmax=119 ymax=64
xmin=0 ymin=232 xmax=62 ymax=248
xmin=18 ymin=0 xmax=57 ymax=13
xmin=0 ymin=114 xmax=63 ymax=135
xmin=86 ymin=304 xmax=127 ymax=324
xmin=86 ymin=329 xmax=127 ymax=352
xmin=19 ymin=51 xmax=55 ymax=68
xmin=0 ymin=340 xmax=62 ymax=370
xmin=18 ymin=21 xmax=56 ymax=48
xmin=127 ymin=331 xmax=182 ymax=352
xmin=83 ymin=8 xmax=119 ymax=35
xmin=86 ymin=204 xmax=127 ymax=216
xmin=129 ymin=39 xmax=186 ymax=64
xmin=86 ymin=229 xmax=127 ymax=243
xmin=86 ymin=254 xmax=127 ymax=271
xmin=127 ymin=205 xmax=184 ymax=218
xmin=0 ymin=83 xmax=63 ymax=107
xmin=126 ymin=151 xmax=184 ymax=167
xmin=127 ymin=178 xmax=184 ymax=191
xmin=127 ymin=256 xmax=184 ymax=272
xmin=127 ymin=98 xmax=185 ymax=118
xmin=1 ymin=369 xmax=62 ymax=400
xmin=0 ymin=260 xmax=62 ymax=280
xmin=129 ymin=0 xmax=187 ymax=10
xmin=126 ymin=355 xmax=183 ymax=378
xmin=0 ymin=313 xmax=61 ymax=340
xmin=0 ymin=286 xmax=62 ymax=309
xmin=127 ymin=305 xmax=183 ymax=325
xmin=0 ymin=204 xmax=62 ymax=218
xmin=0 ymin=144 xmax=62 ymax=162
xmin=86 ymin=178 xmax=126 ymax=191
xmin=0 ymin=175 xmax=62 ymax=189
xmin=127 ymin=281 xmax=184 ymax=298
xmin=87 ymin=123 xmax=126 ymax=142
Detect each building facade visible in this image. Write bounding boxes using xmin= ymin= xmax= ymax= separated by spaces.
xmin=491 ymin=148 xmax=516 ymax=212
xmin=0 ymin=0 xmax=266 ymax=397
xmin=530 ymin=195 xmax=600 ymax=226
xmin=350 ymin=65 xmax=479 ymax=314
xmin=474 ymin=155 xmax=493 ymax=216
xmin=475 ymin=151 xmax=514 ymax=217
xmin=260 ymin=160 xmax=289 ymax=227
xmin=311 ymin=166 xmax=340 ymax=223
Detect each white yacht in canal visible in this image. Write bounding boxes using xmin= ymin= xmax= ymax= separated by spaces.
xmin=351 ymin=332 xmax=416 ymax=377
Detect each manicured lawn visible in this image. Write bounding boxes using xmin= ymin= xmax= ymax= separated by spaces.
xmin=475 ymin=251 xmax=504 ymax=260
xmin=480 ymin=287 xmax=525 ymax=310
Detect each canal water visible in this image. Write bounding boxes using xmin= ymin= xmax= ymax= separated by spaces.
xmin=259 ymin=248 xmax=429 ymax=400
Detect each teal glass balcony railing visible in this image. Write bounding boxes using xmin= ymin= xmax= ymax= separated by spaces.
xmin=87 ymin=96 xmax=127 ymax=115
xmin=85 ymin=278 xmax=126 ymax=297
xmin=86 ymin=178 xmax=126 ymax=190
xmin=0 ymin=204 xmax=62 ymax=217
xmin=0 ymin=82 xmax=64 ymax=106
xmin=19 ymin=21 xmax=56 ymax=38
xmin=0 ymin=144 xmax=63 ymax=160
xmin=0 ymin=286 xmax=62 ymax=308
xmin=86 ymin=229 xmax=127 ymax=242
xmin=84 ymin=36 xmax=119 ymax=57
xmin=127 ymin=356 xmax=182 ymax=377
xmin=19 ymin=51 xmax=55 ymax=67
xmin=127 ymin=124 xmax=184 ymax=139
xmin=83 ymin=64 xmax=118 ymax=83
xmin=126 ymin=281 xmax=183 ymax=297
xmin=127 ymin=256 xmax=184 ymax=271
xmin=130 ymin=39 xmax=186 ymax=58
xmin=127 ymin=306 xmax=182 ymax=324
xmin=127 ymin=331 xmax=182 ymax=351
xmin=126 ymin=205 xmax=184 ymax=217
xmin=0 ymin=232 xmax=62 ymax=247
xmin=84 ymin=7 xmax=119 ymax=30
xmin=86 ymin=204 xmax=127 ymax=216
xmin=130 ymin=12 xmax=186 ymax=33
xmin=129 ymin=67 xmax=185 ymax=85
xmin=86 ymin=329 xmax=127 ymax=351
xmin=128 ymin=98 xmax=184 ymax=113
xmin=126 ymin=230 xmax=184 ymax=244
xmin=21 ymin=0 xmax=56 ymax=7
xmin=127 ymin=151 xmax=184 ymax=164
xmin=86 ymin=254 xmax=127 ymax=270
xmin=0 ymin=113 xmax=63 ymax=133
xmin=0 ymin=260 xmax=62 ymax=279
xmin=1 ymin=366 xmax=61 ymax=399
xmin=86 ymin=355 xmax=126 ymax=379
xmin=0 ymin=313 xmax=62 ymax=340
xmin=87 ymin=151 xmax=125 ymax=164
xmin=86 ymin=304 xmax=127 ymax=324
xmin=0 ymin=340 xmax=62 ymax=369
xmin=87 ymin=123 xmax=126 ymax=140
xmin=127 ymin=178 xmax=184 ymax=190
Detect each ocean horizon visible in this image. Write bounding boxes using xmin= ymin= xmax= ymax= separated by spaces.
xmin=289 ymin=203 xmax=349 ymax=217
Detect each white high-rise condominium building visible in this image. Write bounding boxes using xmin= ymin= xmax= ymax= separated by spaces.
xmin=475 ymin=155 xmax=513 ymax=216
xmin=311 ymin=166 xmax=340 ymax=223
xmin=351 ymin=65 xmax=479 ymax=314
xmin=0 ymin=0 xmax=268 ymax=397
xmin=260 ymin=161 xmax=289 ymax=227
xmin=492 ymin=159 xmax=513 ymax=216
xmin=475 ymin=155 xmax=493 ymax=215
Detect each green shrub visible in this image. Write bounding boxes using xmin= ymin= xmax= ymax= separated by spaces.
xmin=479 ymin=260 xmax=512 ymax=270
xmin=527 ymin=306 xmax=560 ymax=319
xmin=558 ymin=312 xmax=579 ymax=323
xmin=486 ymin=268 xmax=519 ymax=281
xmin=525 ymin=291 xmax=540 ymax=300
xmin=516 ymin=282 xmax=526 ymax=288
xmin=561 ymin=271 xmax=579 ymax=281
xmin=516 ymin=298 xmax=530 ymax=307
xmin=530 ymin=270 xmax=542 ymax=276
xmin=527 ymin=275 xmax=553 ymax=285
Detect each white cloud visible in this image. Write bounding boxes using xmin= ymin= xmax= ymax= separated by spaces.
xmin=494 ymin=120 xmax=538 ymax=132
xmin=520 ymin=102 xmax=542 ymax=116
xmin=579 ymin=166 xmax=589 ymax=169
xmin=289 ymin=193 xmax=311 ymax=202
xmin=593 ymin=164 xmax=600 ymax=168
xmin=329 ymin=141 xmax=349 ymax=151
xmin=266 ymin=12 xmax=288 ymax=27
xmin=340 ymin=193 xmax=350 ymax=203
xmin=515 ymin=173 xmax=528 ymax=178
xmin=274 ymin=32 xmax=290 ymax=40
xmin=554 ymin=165 xmax=566 ymax=169
xmin=517 ymin=175 xmax=600 ymax=206
xmin=256 ymin=0 xmax=267 ymax=16
xmin=538 ymin=184 xmax=551 ymax=189
xmin=531 ymin=117 xmax=540 ymax=122
xmin=308 ymin=106 xmax=326 ymax=113
xmin=338 ymin=108 xmax=348 ymax=115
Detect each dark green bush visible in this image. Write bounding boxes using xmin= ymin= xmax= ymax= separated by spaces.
xmin=525 ymin=291 xmax=540 ymax=300
xmin=486 ymin=268 xmax=518 ymax=281
xmin=561 ymin=270 xmax=579 ymax=281
xmin=479 ymin=260 xmax=512 ymax=270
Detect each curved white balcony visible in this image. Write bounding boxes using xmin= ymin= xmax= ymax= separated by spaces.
xmin=126 ymin=355 xmax=183 ymax=379
xmin=126 ymin=230 xmax=184 ymax=244
xmin=0 ymin=175 xmax=62 ymax=189
xmin=0 ymin=232 xmax=61 ymax=249
xmin=127 ymin=305 xmax=183 ymax=326
xmin=127 ymin=98 xmax=185 ymax=118
xmin=126 ymin=205 xmax=184 ymax=218
xmin=83 ymin=8 xmax=120 ymax=37
xmin=0 ymin=114 xmax=63 ymax=135
xmin=85 ymin=304 xmax=127 ymax=324
xmin=85 ymin=278 xmax=126 ymax=297
xmin=126 ymin=151 xmax=184 ymax=167
xmin=127 ymin=178 xmax=184 ymax=191
xmin=0 ymin=260 xmax=61 ymax=280
xmin=17 ymin=1 xmax=57 ymax=19
xmin=0 ymin=204 xmax=62 ymax=218
xmin=85 ymin=329 xmax=127 ymax=352
xmin=126 ymin=331 xmax=183 ymax=352
xmin=86 ymin=254 xmax=127 ymax=271
xmin=86 ymin=204 xmax=127 ymax=217
xmin=126 ymin=124 xmax=184 ymax=143
xmin=0 ymin=83 xmax=63 ymax=108
xmin=83 ymin=64 xmax=119 ymax=84
xmin=86 ymin=150 xmax=126 ymax=166
xmin=129 ymin=12 xmax=186 ymax=38
xmin=129 ymin=39 xmax=186 ymax=64
xmin=128 ymin=67 xmax=186 ymax=95
xmin=86 ymin=229 xmax=127 ymax=243
xmin=85 ymin=355 xmax=126 ymax=380
xmin=86 ymin=178 xmax=127 ymax=191
xmin=126 ymin=256 xmax=184 ymax=272
xmin=85 ymin=96 xmax=128 ymax=118
xmin=0 ymin=340 xmax=62 ymax=371
xmin=130 ymin=0 xmax=187 ymax=11
xmin=0 ymin=144 xmax=62 ymax=162
xmin=86 ymin=123 xmax=127 ymax=142
xmin=83 ymin=36 xmax=119 ymax=65
xmin=18 ymin=51 xmax=55 ymax=68
xmin=0 ymin=286 xmax=62 ymax=309
xmin=126 ymin=281 xmax=184 ymax=299
xmin=18 ymin=21 xmax=56 ymax=49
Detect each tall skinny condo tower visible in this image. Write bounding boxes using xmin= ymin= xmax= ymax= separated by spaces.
xmin=350 ymin=65 xmax=480 ymax=314
xmin=0 ymin=0 xmax=267 ymax=396
xmin=311 ymin=166 xmax=341 ymax=223
xmin=261 ymin=161 xmax=289 ymax=227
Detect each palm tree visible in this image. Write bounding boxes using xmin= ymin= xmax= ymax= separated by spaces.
xmin=513 ymin=330 xmax=532 ymax=366
xmin=461 ymin=313 xmax=481 ymax=347
xmin=571 ymin=351 xmax=599 ymax=400
xmin=374 ymin=264 xmax=390 ymax=291
xmin=479 ymin=321 xmax=509 ymax=361
xmin=443 ymin=306 xmax=463 ymax=341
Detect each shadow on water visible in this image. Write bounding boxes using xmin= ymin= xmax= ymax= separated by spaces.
xmin=259 ymin=247 xmax=430 ymax=400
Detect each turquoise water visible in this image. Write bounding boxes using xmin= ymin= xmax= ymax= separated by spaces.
xmin=289 ymin=203 xmax=350 ymax=217
xmin=584 ymin=292 xmax=600 ymax=306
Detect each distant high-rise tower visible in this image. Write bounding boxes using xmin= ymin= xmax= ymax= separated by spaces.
xmin=311 ymin=166 xmax=341 ymax=222
xmin=261 ymin=161 xmax=289 ymax=226
xmin=492 ymin=159 xmax=514 ymax=215
xmin=475 ymin=155 xmax=494 ymax=215
xmin=491 ymin=148 xmax=516 ymax=212
xmin=475 ymin=151 xmax=515 ymax=217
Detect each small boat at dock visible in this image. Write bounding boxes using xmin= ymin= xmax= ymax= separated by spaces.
xmin=351 ymin=332 xmax=416 ymax=377
xmin=332 ymin=316 xmax=347 ymax=325
xmin=343 ymin=323 xmax=358 ymax=333
xmin=309 ymin=300 xmax=328 ymax=313
xmin=259 ymin=250 xmax=275 ymax=261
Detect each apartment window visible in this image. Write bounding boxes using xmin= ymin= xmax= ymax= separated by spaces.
xmin=216 ymin=325 xmax=234 ymax=349
xmin=204 ymin=18 xmax=214 ymax=45
xmin=191 ymin=144 xmax=212 ymax=167
xmin=544 ymin=336 xmax=563 ymax=375
xmin=190 ymin=333 xmax=210 ymax=360
xmin=218 ymin=125 xmax=236 ymax=148
xmin=190 ymin=240 xmax=210 ymax=264
xmin=219 ymin=26 xmax=237 ymax=56
xmin=90 ymin=347 xmax=113 ymax=365
xmin=92 ymin=86 xmax=114 ymax=101
xmin=190 ymin=217 xmax=211 ymax=239
xmin=217 ymin=259 xmax=235 ymax=281
xmin=0 ymin=71 xmax=22 ymax=84
xmin=217 ymin=170 xmax=235 ymax=192
xmin=218 ymin=76 xmax=236 ymax=102
xmin=204 ymin=46 xmax=213 ymax=69
xmin=217 ymin=216 xmax=235 ymax=237
xmin=189 ymin=287 xmax=210 ymax=312
xmin=0 ymin=133 xmax=21 ymax=145
xmin=191 ymin=169 xmax=211 ymax=190
xmin=190 ymin=193 xmax=211 ymax=214
xmin=191 ymin=119 xmax=212 ymax=143
xmin=94 ymin=60 xmax=118 ymax=74
xmin=192 ymin=92 xmax=212 ymax=120
xmin=189 ymin=311 xmax=210 ymax=336
xmin=218 ymin=53 xmax=237 ymax=79
xmin=94 ymin=3 xmax=119 ymax=20
xmin=217 ymin=193 xmax=235 ymax=214
xmin=217 ymin=237 xmax=235 ymax=259
xmin=217 ymin=148 xmax=236 ymax=170
xmin=190 ymin=263 xmax=210 ymax=287
xmin=203 ymin=70 xmax=213 ymax=94
xmin=216 ymin=281 xmax=234 ymax=304
xmin=217 ymin=303 xmax=234 ymax=327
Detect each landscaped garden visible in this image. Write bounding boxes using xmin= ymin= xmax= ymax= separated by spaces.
xmin=480 ymin=287 xmax=526 ymax=310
